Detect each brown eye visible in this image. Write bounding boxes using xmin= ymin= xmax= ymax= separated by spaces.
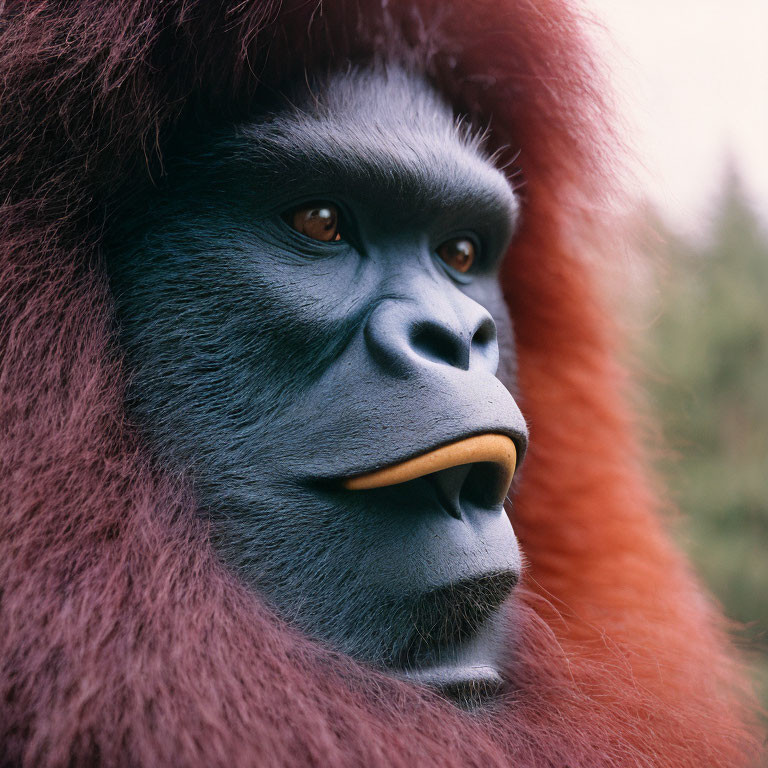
xmin=286 ymin=202 xmax=342 ymax=242
xmin=436 ymin=237 xmax=476 ymax=273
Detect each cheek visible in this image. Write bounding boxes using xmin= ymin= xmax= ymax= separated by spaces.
xmin=142 ymin=223 xmax=375 ymax=361
xmin=229 ymin=239 xmax=379 ymax=381
xmin=113 ymin=227 xmax=382 ymax=446
xmin=240 ymin=245 xmax=368 ymax=332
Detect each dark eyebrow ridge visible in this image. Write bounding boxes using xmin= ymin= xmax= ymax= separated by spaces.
xmin=226 ymin=112 xmax=520 ymax=221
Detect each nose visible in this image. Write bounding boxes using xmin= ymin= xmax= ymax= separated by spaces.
xmin=364 ymin=286 xmax=499 ymax=378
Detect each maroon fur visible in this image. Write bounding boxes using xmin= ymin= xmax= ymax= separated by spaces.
xmin=0 ymin=1 xmax=763 ymax=766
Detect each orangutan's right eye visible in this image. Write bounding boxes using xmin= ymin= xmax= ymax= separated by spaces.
xmin=283 ymin=202 xmax=342 ymax=242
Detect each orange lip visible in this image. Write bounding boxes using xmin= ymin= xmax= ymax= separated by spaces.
xmin=342 ymin=434 xmax=517 ymax=491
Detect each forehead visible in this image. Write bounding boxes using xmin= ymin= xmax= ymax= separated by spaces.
xmin=230 ymin=67 xmax=518 ymax=220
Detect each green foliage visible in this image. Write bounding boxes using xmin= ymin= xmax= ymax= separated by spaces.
xmin=642 ymin=166 xmax=768 ymax=707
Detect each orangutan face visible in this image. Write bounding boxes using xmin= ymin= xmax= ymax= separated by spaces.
xmin=106 ymin=67 xmax=527 ymax=706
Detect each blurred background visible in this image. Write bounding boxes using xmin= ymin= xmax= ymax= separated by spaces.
xmin=585 ymin=0 xmax=768 ymax=710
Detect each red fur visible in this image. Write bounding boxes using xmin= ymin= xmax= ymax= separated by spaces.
xmin=0 ymin=1 xmax=763 ymax=765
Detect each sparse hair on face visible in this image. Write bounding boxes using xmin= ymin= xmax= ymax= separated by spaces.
xmin=0 ymin=1 xmax=762 ymax=765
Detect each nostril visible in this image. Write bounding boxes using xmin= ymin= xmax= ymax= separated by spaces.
xmin=472 ymin=317 xmax=496 ymax=350
xmin=410 ymin=321 xmax=468 ymax=369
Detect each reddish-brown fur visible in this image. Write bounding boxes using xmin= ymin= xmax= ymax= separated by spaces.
xmin=0 ymin=1 xmax=763 ymax=765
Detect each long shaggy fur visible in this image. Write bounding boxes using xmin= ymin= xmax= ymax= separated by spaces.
xmin=0 ymin=1 xmax=763 ymax=766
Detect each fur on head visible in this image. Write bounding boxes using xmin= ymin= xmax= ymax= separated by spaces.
xmin=0 ymin=1 xmax=762 ymax=766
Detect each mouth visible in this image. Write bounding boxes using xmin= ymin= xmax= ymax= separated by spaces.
xmin=333 ymin=433 xmax=520 ymax=706
xmin=342 ymin=433 xmax=517 ymax=511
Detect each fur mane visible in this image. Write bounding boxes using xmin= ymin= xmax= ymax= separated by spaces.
xmin=0 ymin=1 xmax=762 ymax=765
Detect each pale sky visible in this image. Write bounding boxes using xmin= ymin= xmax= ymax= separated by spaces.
xmin=584 ymin=0 xmax=768 ymax=236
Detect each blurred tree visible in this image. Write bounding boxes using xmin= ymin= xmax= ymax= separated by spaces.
xmin=643 ymin=163 xmax=768 ymax=706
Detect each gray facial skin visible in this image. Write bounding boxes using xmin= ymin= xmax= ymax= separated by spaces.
xmin=106 ymin=67 xmax=529 ymax=707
